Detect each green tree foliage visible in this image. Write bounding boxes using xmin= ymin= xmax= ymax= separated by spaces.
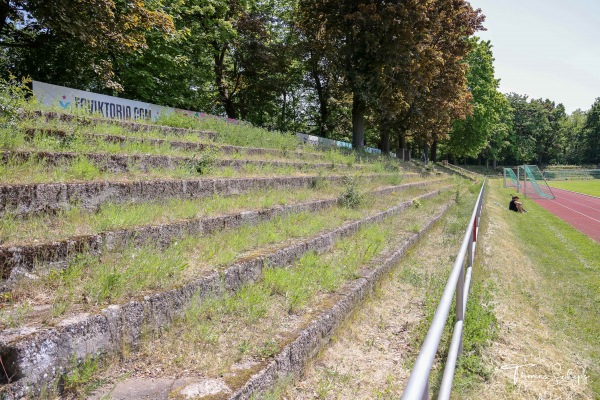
xmin=162 ymin=0 xmax=302 ymax=127
xmin=0 ymin=0 xmax=174 ymax=90
xmin=559 ymin=109 xmax=587 ymax=164
xmin=298 ymin=0 xmax=483 ymax=151
xmin=496 ymin=93 xmax=567 ymax=165
xmin=444 ymin=38 xmax=511 ymax=159
xmin=583 ymin=98 xmax=600 ymax=164
xmin=390 ymin=0 xmax=484 ymax=159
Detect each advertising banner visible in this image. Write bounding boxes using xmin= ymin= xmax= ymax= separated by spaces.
xmin=32 ymin=81 xmax=174 ymax=121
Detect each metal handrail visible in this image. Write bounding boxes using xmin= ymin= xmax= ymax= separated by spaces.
xmin=401 ymin=179 xmax=486 ymax=400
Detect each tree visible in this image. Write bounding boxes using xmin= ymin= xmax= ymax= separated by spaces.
xmin=444 ymin=38 xmax=509 ymax=159
xmin=390 ymin=0 xmax=483 ymax=161
xmin=0 ymin=0 xmax=174 ymax=90
xmin=583 ymin=98 xmax=600 ymax=164
xmin=299 ymin=0 xmax=483 ymax=151
xmin=560 ymin=109 xmax=587 ymax=164
xmin=503 ymin=94 xmax=555 ymax=165
xmin=172 ymin=0 xmax=300 ymax=123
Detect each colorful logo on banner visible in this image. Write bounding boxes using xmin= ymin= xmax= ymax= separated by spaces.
xmin=59 ymin=95 xmax=70 ymax=110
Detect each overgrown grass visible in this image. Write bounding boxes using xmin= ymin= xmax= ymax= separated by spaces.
xmin=120 ymin=192 xmax=453 ymax=385
xmin=0 ymin=150 xmax=376 ymax=184
xmin=155 ymin=112 xmax=301 ymax=151
xmin=0 ymin=176 xmax=429 ymax=245
xmin=20 ymin=119 xmax=362 ymax=167
xmin=439 ymin=178 xmax=600 ymax=399
xmin=2 ymin=186 xmax=447 ymax=327
xmin=491 ymin=181 xmax=600 ymax=395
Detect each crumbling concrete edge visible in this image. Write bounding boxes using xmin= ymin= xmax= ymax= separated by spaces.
xmin=0 ymin=172 xmax=407 ymax=217
xmin=0 ymin=187 xmax=453 ymax=398
xmin=0 ymin=180 xmax=446 ymax=281
xmin=1 ymin=149 xmax=351 ymax=174
xmin=228 ymin=201 xmax=454 ymax=400
xmin=25 ymin=128 xmax=328 ymax=161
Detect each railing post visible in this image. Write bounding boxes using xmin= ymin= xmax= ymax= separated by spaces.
xmin=467 ymin=233 xmax=474 ymax=268
xmin=456 ymin=261 xmax=465 ymax=321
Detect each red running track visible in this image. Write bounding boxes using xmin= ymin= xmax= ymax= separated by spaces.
xmin=532 ymin=188 xmax=600 ymax=243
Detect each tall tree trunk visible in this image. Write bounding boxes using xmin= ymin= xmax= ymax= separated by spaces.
xmin=281 ymin=91 xmax=287 ymax=130
xmin=381 ymin=129 xmax=390 ymax=155
xmin=213 ymin=43 xmax=238 ymax=119
xmin=352 ymin=92 xmax=366 ymax=150
xmin=431 ymin=140 xmax=438 ymax=163
xmin=311 ymin=66 xmax=330 ymax=138
xmin=422 ymin=144 xmax=429 ymax=163
xmin=397 ymin=132 xmax=407 ymax=160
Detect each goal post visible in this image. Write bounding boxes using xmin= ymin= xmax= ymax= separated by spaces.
xmin=517 ymin=165 xmax=555 ymax=199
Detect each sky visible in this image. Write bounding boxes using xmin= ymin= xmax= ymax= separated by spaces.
xmin=469 ymin=0 xmax=600 ymax=113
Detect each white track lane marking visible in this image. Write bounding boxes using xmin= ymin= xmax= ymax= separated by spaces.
xmin=549 ymin=200 xmax=600 ymax=223
xmin=552 ymin=189 xmax=600 ymax=213
xmin=556 ymin=197 xmax=600 ymax=213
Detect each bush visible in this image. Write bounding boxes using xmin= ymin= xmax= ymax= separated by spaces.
xmin=338 ymin=178 xmax=363 ymax=208
xmin=0 ymin=75 xmax=33 ymax=127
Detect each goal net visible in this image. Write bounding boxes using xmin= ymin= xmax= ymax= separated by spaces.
xmin=503 ymin=168 xmax=520 ymax=191
xmin=518 ymin=165 xmax=555 ymax=199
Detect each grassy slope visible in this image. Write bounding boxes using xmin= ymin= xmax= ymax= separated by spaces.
xmin=468 ymin=178 xmax=599 ymax=399
xmin=548 ymin=180 xmax=600 ymax=197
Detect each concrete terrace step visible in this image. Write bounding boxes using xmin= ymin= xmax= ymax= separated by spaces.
xmin=90 ymin=201 xmax=455 ymax=400
xmin=20 ymin=110 xmax=219 ymax=140
xmin=0 ymin=188 xmax=452 ymax=397
xmin=24 ymin=128 xmax=333 ymax=162
xmin=0 ymin=180 xmax=447 ymax=284
xmin=0 ymin=173 xmax=409 ymax=217
xmin=1 ymin=150 xmax=355 ymax=175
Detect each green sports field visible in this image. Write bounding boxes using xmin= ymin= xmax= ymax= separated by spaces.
xmin=548 ymin=180 xmax=600 ymax=197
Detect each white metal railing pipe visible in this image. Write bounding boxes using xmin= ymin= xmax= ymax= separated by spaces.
xmin=401 ymin=179 xmax=486 ymax=400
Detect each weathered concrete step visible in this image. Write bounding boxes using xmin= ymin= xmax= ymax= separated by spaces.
xmin=0 ymin=173 xmax=407 ymax=218
xmin=0 ymin=188 xmax=452 ymax=398
xmin=24 ymin=128 xmax=330 ymax=161
xmin=1 ymin=149 xmax=350 ymax=175
xmin=435 ymin=163 xmax=479 ymax=181
xmin=0 ymin=180 xmax=443 ymax=283
xmin=226 ymin=202 xmax=454 ymax=400
xmin=21 ymin=110 xmax=219 ymax=139
xmin=90 ymin=201 xmax=455 ymax=400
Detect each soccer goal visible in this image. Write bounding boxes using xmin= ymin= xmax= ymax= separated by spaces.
xmin=517 ymin=165 xmax=555 ymax=199
xmin=503 ymin=168 xmax=520 ymax=191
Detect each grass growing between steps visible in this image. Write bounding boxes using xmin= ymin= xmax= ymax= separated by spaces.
xmin=4 ymin=127 xmax=362 ymax=171
xmin=267 ymin=179 xmax=482 ymax=400
xmin=155 ymin=112 xmax=302 ymax=151
xmin=0 ymin=174 xmax=427 ymax=244
xmin=81 ymin=193 xmax=455 ymax=398
xmin=460 ymin=179 xmax=599 ymax=399
xmin=14 ymin=120 xmax=359 ymax=167
xmin=1 ymin=185 xmax=452 ymax=327
xmin=0 ymin=150 xmax=365 ymax=184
